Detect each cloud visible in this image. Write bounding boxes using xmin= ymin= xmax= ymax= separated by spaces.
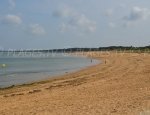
xmin=104 ymin=9 xmax=113 ymax=17
xmin=53 ymin=8 xmax=75 ymax=18
xmin=123 ymin=6 xmax=150 ymax=22
xmin=53 ymin=7 xmax=96 ymax=33
xmin=108 ymin=22 xmax=116 ymax=28
xmin=122 ymin=6 xmax=150 ymax=27
xmin=69 ymin=14 xmax=96 ymax=33
xmin=29 ymin=24 xmax=46 ymax=36
xmin=0 ymin=14 xmax=22 ymax=25
xmin=8 ymin=0 xmax=16 ymax=9
xmin=118 ymin=4 xmax=126 ymax=9
xmin=59 ymin=23 xmax=70 ymax=33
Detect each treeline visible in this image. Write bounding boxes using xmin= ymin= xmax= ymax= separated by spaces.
xmin=1 ymin=46 xmax=150 ymax=52
xmin=46 ymin=46 xmax=150 ymax=52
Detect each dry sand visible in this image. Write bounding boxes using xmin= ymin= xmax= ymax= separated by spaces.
xmin=0 ymin=52 xmax=149 ymax=115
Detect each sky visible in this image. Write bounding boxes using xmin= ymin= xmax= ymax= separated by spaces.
xmin=0 ymin=0 xmax=150 ymax=49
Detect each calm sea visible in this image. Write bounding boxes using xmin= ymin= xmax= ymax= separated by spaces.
xmin=0 ymin=52 xmax=99 ymax=88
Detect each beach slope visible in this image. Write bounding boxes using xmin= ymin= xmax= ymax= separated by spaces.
xmin=0 ymin=52 xmax=149 ymax=115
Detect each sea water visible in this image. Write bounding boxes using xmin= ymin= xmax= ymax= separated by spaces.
xmin=0 ymin=52 xmax=99 ymax=88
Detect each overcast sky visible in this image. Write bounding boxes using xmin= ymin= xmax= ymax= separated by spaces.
xmin=0 ymin=0 xmax=150 ymax=49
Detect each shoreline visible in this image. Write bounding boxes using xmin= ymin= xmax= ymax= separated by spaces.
xmin=0 ymin=52 xmax=149 ymax=115
xmin=0 ymin=54 xmax=100 ymax=90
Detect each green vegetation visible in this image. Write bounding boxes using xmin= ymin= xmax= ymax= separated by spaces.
xmin=0 ymin=46 xmax=150 ymax=53
xmin=47 ymin=46 xmax=150 ymax=53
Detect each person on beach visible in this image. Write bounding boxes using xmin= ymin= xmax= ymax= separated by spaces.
xmin=91 ymin=59 xmax=92 ymax=63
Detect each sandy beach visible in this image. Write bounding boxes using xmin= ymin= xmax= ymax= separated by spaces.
xmin=0 ymin=52 xmax=149 ymax=115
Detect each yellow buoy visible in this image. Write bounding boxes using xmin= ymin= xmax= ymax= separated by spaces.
xmin=1 ymin=64 xmax=6 ymax=68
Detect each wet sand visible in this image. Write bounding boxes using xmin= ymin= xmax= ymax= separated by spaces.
xmin=0 ymin=52 xmax=149 ymax=115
